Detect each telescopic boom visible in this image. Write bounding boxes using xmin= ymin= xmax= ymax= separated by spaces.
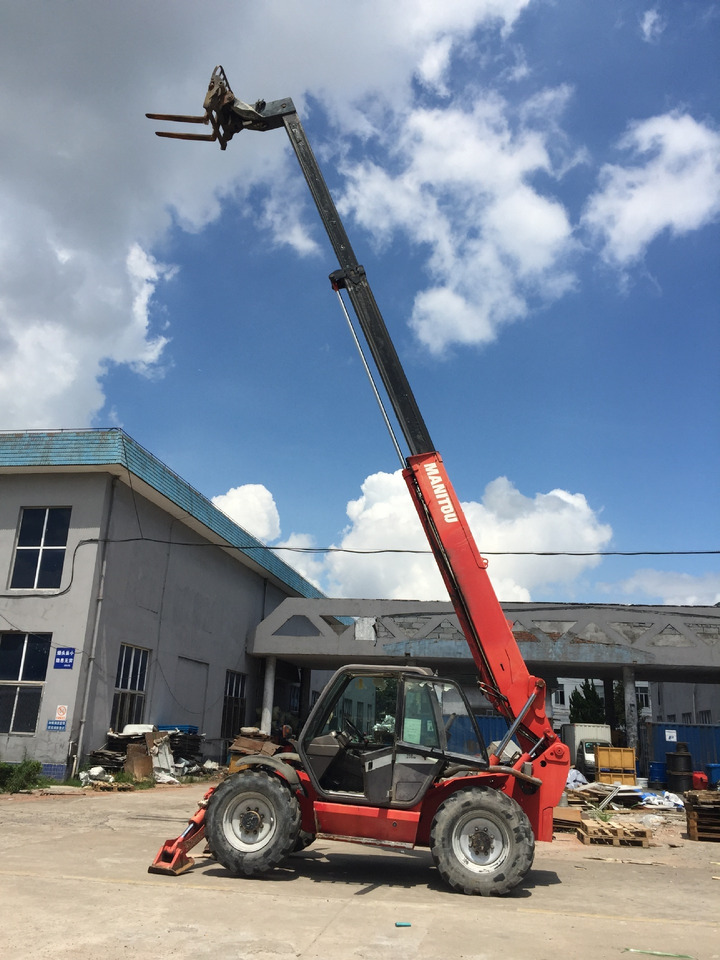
xmin=148 ymin=66 xmax=562 ymax=760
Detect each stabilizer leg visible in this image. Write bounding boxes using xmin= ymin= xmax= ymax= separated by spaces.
xmin=148 ymin=787 xmax=216 ymax=876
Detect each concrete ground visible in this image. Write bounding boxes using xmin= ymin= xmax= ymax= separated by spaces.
xmin=1 ymin=783 xmax=717 ymax=960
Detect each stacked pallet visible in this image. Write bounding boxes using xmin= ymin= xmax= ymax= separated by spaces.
xmin=684 ymin=790 xmax=720 ymax=842
xmin=576 ymin=819 xmax=651 ymax=847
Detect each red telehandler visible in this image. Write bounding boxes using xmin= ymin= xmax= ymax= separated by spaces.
xmin=146 ymin=67 xmax=569 ymax=896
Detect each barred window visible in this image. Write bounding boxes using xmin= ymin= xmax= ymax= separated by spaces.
xmin=110 ymin=644 xmax=149 ymax=732
xmin=0 ymin=633 xmax=51 ymax=734
xmin=10 ymin=507 xmax=71 ymax=589
xmin=221 ymin=670 xmax=246 ymax=741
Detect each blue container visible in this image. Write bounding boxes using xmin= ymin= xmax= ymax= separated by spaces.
xmin=707 ymin=763 xmax=720 ymax=787
xmin=648 ymin=761 xmax=666 ymax=784
xmin=157 ymin=724 xmax=198 ymax=734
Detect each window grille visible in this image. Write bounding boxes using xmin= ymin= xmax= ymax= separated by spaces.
xmin=110 ymin=644 xmax=149 ymax=732
xmin=10 ymin=507 xmax=71 ymax=589
xmin=0 ymin=633 xmax=51 ymax=734
xmin=221 ymin=670 xmax=246 ymax=741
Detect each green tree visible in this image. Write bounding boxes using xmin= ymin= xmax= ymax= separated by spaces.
xmin=568 ymin=679 xmax=605 ymax=723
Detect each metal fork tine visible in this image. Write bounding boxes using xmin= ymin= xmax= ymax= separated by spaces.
xmin=155 ymin=131 xmax=218 ymax=142
xmin=145 ymin=113 xmax=209 ymax=124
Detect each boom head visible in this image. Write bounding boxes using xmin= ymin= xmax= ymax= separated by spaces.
xmin=146 ymin=65 xmax=292 ymax=148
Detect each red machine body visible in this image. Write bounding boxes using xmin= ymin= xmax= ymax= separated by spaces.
xmin=146 ymin=67 xmax=570 ymax=895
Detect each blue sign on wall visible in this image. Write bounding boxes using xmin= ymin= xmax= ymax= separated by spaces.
xmin=54 ymin=647 xmax=75 ymax=669
xmin=47 ymin=720 xmax=66 ymax=731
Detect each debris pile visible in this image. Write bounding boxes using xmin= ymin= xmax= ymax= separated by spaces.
xmin=227 ymin=727 xmax=281 ymax=773
xmin=86 ymin=724 xmax=210 ymax=784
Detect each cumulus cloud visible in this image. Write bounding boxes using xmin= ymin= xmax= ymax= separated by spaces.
xmin=603 ymin=569 xmax=720 ymax=606
xmin=0 ymin=1 xmax=539 ymax=428
xmin=583 ymin=112 xmax=720 ymax=265
xmin=322 ymin=471 xmax=612 ymax=600
xmin=339 ymin=93 xmax=577 ymax=353
xmin=212 ymin=484 xmax=281 ymax=542
xmin=640 ymin=9 xmax=665 ymax=43
xmin=273 ymin=532 xmax=327 ymax=592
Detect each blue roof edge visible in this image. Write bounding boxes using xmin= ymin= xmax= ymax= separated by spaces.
xmin=0 ymin=429 xmax=325 ymax=600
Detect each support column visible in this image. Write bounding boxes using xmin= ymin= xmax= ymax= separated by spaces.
xmin=260 ymin=656 xmax=276 ymax=735
xmin=623 ymin=665 xmax=638 ymax=751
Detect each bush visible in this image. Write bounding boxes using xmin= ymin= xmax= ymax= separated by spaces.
xmin=0 ymin=758 xmax=50 ymax=793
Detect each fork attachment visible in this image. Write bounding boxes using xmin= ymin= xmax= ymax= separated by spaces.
xmin=147 ymin=787 xmax=216 ymax=876
xmin=146 ymin=65 xmax=292 ymax=149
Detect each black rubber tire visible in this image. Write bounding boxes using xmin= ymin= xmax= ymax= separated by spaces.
xmin=292 ymin=830 xmax=316 ymax=853
xmin=205 ymin=771 xmax=301 ymax=877
xmin=430 ymin=787 xmax=534 ymax=896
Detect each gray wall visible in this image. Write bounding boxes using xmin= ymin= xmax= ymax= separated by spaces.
xmin=0 ymin=472 xmax=108 ymax=768
xmin=0 ymin=471 xmax=296 ymax=772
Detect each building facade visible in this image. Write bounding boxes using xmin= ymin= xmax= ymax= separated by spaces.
xmin=0 ymin=430 xmax=323 ymax=778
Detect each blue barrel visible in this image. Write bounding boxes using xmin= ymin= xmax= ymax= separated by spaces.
xmin=707 ymin=764 xmax=720 ymax=788
xmin=648 ymin=761 xmax=666 ymax=788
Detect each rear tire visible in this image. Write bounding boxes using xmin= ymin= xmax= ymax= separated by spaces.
xmin=430 ymin=787 xmax=534 ymax=896
xmin=206 ymin=771 xmax=301 ymax=876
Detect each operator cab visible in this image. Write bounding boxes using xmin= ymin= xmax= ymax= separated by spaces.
xmin=298 ymin=665 xmax=489 ymax=808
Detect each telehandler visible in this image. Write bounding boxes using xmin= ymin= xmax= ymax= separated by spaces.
xmin=146 ymin=67 xmax=569 ymax=896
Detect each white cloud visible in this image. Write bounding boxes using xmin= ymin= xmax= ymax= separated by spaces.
xmin=583 ymin=112 xmax=720 ymax=265
xmin=322 ymin=471 xmax=612 ymax=601
xmin=4 ymin=3 xmax=715 ymax=430
xmin=273 ymin=533 xmax=327 ymax=592
xmin=212 ymin=484 xmax=281 ymax=542
xmin=604 ymin=569 xmax=720 ymax=606
xmin=640 ymin=9 xmax=665 ymax=43
xmin=339 ymin=94 xmax=577 ymax=353
xmin=0 ymin=0 xmax=537 ymax=428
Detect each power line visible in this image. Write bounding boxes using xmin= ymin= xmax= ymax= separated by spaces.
xmin=83 ymin=537 xmax=719 ymax=557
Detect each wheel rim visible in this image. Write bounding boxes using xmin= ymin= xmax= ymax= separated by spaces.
xmin=451 ymin=811 xmax=508 ymax=873
xmin=222 ymin=790 xmax=278 ymax=852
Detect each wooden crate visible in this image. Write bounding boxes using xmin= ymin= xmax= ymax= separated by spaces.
xmin=596 ymin=747 xmax=635 ymax=770
xmin=553 ymin=806 xmax=584 ymax=831
xmin=595 ymin=746 xmax=636 ymax=785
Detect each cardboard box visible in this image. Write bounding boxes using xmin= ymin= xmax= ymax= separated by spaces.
xmin=124 ymin=743 xmax=153 ymax=781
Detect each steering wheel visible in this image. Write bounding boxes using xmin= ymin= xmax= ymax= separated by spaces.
xmin=342 ymin=716 xmax=367 ymax=744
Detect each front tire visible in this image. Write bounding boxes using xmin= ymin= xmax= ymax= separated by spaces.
xmin=206 ymin=771 xmax=301 ymax=876
xmin=430 ymin=787 xmax=534 ymax=896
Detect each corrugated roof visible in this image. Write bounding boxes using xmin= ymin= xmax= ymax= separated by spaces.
xmin=0 ymin=429 xmax=324 ymax=600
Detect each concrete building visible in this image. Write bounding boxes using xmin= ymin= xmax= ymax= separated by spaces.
xmin=0 ymin=429 xmax=324 ymax=778
xmin=2 ymin=430 xmax=717 ymax=780
xmin=651 ymin=680 xmax=716 ymax=725
xmin=550 ymin=677 xmax=651 ymax=729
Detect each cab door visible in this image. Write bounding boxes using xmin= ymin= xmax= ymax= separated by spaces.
xmin=391 ymin=677 xmax=445 ymax=804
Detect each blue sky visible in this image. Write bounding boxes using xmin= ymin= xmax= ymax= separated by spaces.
xmin=1 ymin=1 xmax=718 ymax=604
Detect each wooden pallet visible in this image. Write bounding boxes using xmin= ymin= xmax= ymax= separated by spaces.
xmin=576 ymin=820 xmax=651 ymax=847
xmin=685 ymin=790 xmax=720 ymax=842
xmin=91 ymin=780 xmax=134 ymax=792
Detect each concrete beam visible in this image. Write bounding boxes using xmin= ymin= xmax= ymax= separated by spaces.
xmin=253 ymin=599 xmax=720 ymax=683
